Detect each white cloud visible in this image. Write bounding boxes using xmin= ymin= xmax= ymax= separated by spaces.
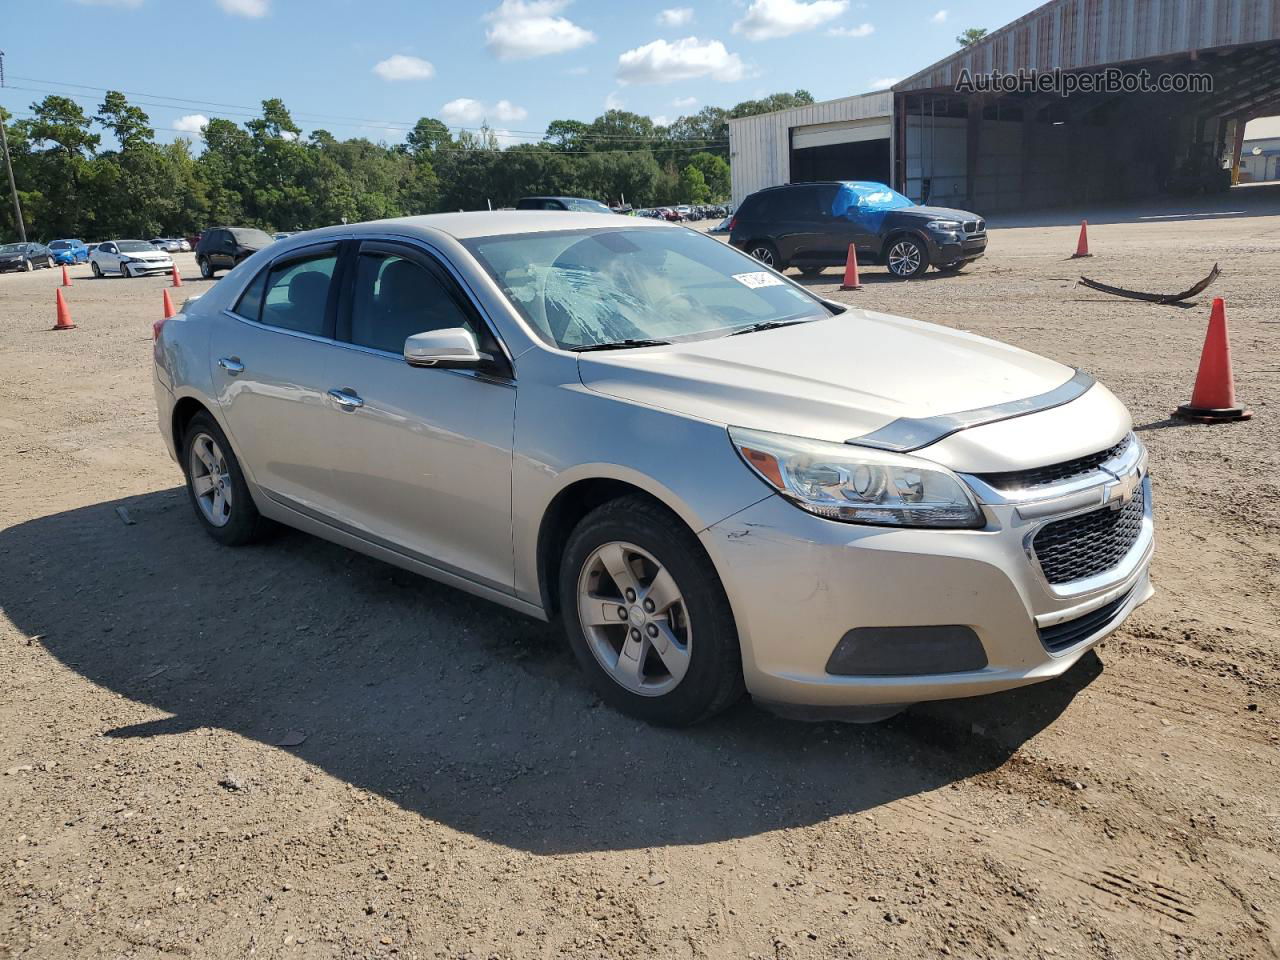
xmin=280 ymin=130 xmax=299 ymax=141
xmin=651 ymin=115 xmax=671 ymax=127
xmin=484 ymin=0 xmax=595 ymax=60
xmin=604 ymin=90 xmax=625 ymax=110
xmin=931 ymin=9 xmax=948 ymax=22
xmin=829 ymin=22 xmax=874 ymax=37
xmin=73 ymin=0 xmax=144 ymax=7
xmin=617 ymin=37 xmax=746 ymax=85
xmin=216 ymin=0 xmax=268 ymax=16
xmin=733 ymin=0 xmax=847 ymax=40
xmin=173 ymin=114 xmax=209 ymax=136
xmin=673 ymin=95 xmax=699 ymax=109
xmin=869 ymin=76 xmax=901 ymax=90
xmin=658 ymin=7 xmax=693 ymax=26
xmin=440 ymin=97 xmax=529 ymax=125
xmin=372 ymin=54 xmax=435 ymax=82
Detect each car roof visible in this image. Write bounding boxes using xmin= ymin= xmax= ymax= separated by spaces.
xmin=289 ymin=211 xmax=672 ymax=243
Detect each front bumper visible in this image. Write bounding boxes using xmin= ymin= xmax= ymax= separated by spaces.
xmin=127 ymin=259 xmax=174 ymax=273
xmin=927 ymin=231 xmax=988 ymax=264
xmin=0 ymin=259 xmax=27 ymax=272
xmin=700 ymin=442 xmax=1152 ymax=710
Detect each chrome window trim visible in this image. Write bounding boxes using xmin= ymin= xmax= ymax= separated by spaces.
xmin=848 ymin=369 xmax=1096 ymax=453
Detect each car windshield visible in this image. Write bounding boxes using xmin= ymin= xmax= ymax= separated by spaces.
xmin=464 ymin=227 xmax=827 ymax=350
xmin=231 ymin=228 xmax=274 ymax=246
xmin=565 ymin=199 xmax=613 ymax=214
xmin=117 ymin=240 xmax=156 ymax=252
xmin=0 ymin=243 xmax=25 ymax=254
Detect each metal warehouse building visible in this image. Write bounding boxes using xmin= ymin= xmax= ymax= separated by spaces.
xmin=729 ymin=0 xmax=1280 ymax=212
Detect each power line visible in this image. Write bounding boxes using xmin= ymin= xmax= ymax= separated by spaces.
xmin=5 ymin=74 xmax=728 ymax=144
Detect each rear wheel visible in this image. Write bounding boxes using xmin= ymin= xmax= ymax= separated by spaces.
xmin=182 ymin=412 xmax=270 ymax=546
xmin=197 ymin=256 xmax=215 ymax=279
xmin=558 ymin=496 xmax=744 ymax=726
xmin=45 ymin=256 xmax=54 ymax=269
xmin=22 ymin=259 xmax=32 ymax=272
xmin=885 ymin=236 xmax=929 ymax=279
xmin=747 ymin=240 xmax=781 ymax=270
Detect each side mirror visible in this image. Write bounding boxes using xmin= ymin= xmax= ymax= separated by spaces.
xmin=404 ymin=328 xmax=484 ymax=368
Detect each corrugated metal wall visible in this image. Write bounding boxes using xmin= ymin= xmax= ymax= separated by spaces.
xmin=896 ymin=0 xmax=1280 ymax=92
xmin=728 ymin=92 xmax=893 ymax=206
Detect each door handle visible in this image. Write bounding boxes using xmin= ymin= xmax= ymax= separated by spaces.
xmin=217 ymin=357 xmax=244 ymax=375
xmin=327 ymin=388 xmax=364 ymax=411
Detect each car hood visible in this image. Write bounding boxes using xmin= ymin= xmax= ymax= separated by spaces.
xmin=577 ymin=310 xmax=1081 ymax=461
xmin=125 ymin=250 xmax=171 ymax=260
xmin=903 ymin=205 xmax=981 ymax=221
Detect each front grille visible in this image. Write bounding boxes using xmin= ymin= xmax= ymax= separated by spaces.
xmin=1038 ymin=588 xmax=1134 ymax=653
xmin=964 ymin=219 xmax=986 ymax=235
xmin=980 ymin=435 xmax=1131 ymax=492
xmin=1032 ymin=484 xmax=1145 ymax=585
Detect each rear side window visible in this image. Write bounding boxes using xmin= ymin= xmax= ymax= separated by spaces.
xmin=234 ymin=266 xmax=269 ymax=321
xmin=259 ymin=253 xmax=337 ymax=336
xmin=348 ymin=249 xmax=476 ymax=354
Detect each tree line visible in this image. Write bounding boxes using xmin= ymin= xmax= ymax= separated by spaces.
xmin=0 ymin=89 xmax=815 ymax=241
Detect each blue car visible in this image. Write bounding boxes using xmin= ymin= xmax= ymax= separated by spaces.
xmin=49 ymin=239 xmax=89 ymax=265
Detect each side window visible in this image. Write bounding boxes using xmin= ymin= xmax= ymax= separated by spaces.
xmin=101 ymin=243 xmax=116 ymax=254
xmin=348 ymin=250 xmax=476 ymax=355
xmin=234 ymin=265 xmax=269 ymax=321
xmin=259 ymin=253 xmax=337 ymax=336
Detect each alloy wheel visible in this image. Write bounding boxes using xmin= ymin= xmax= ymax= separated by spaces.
xmin=576 ymin=541 xmax=692 ymax=697
xmin=887 ymin=240 xmax=922 ymax=277
xmin=189 ymin=432 xmax=233 ymax=527
xmin=749 ymin=245 xmax=776 ymax=267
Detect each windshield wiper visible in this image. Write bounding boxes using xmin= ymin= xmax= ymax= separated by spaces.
xmin=571 ymin=338 xmax=672 ymax=352
xmin=727 ymin=318 xmax=813 ymax=336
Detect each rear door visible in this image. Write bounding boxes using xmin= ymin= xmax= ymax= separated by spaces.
xmin=784 ymin=184 xmax=844 ymax=264
xmin=207 ymin=243 xmax=350 ymax=517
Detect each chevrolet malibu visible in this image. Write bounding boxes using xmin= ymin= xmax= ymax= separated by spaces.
xmin=152 ymin=213 xmax=1153 ymax=725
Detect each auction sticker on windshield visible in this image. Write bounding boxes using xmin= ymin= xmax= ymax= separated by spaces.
xmin=732 ymin=271 xmax=785 ymax=289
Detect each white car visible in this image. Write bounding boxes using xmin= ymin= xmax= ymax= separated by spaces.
xmin=91 ymin=239 xmax=175 ymax=278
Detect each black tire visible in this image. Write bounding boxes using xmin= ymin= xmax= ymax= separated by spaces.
xmin=181 ymin=411 xmax=270 ymax=546
xmin=197 ymin=256 xmax=215 ymax=279
xmin=558 ymin=496 xmax=745 ymax=726
xmin=746 ymin=240 xmax=782 ymax=270
xmin=799 ymin=265 xmax=825 ymax=276
xmin=884 ymin=235 xmax=930 ymax=279
xmin=91 ymin=261 xmax=102 ymax=278
xmin=22 ymin=259 xmax=32 ymax=272
xmin=45 ymin=256 xmax=54 ymax=269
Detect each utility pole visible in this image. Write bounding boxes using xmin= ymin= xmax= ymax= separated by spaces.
xmin=0 ymin=52 xmax=28 ymax=243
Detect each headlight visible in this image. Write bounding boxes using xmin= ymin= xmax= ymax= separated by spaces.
xmin=729 ymin=427 xmax=982 ymax=528
xmin=926 ymin=220 xmax=962 ymax=232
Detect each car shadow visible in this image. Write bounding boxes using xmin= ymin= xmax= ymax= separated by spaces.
xmin=788 ymin=268 xmax=966 ymax=288
xmin=0 ymin=489 xmax=1102 ymax=854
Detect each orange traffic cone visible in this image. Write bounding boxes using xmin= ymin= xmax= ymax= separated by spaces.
xmin=61 ymin=264 xmax=72 ymax=287
xmin=171 ymin=264 xmax=182 ymax=287
xmin=1172 ymin=298 xmax=1252 ymax=422
xmin=1070 ymin=220 xmax=1092 ymax=258
xmin=162 ymin=288 xmax=176 ymax=319
xmin=839 ymin=243 xmax=863 ymax=291
xmin=53 ymin=288 xmax=76 ymax=331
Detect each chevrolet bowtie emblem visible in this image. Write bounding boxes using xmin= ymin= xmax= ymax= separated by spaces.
xmin=1106 ymin=470 xmax=1141 ymax=509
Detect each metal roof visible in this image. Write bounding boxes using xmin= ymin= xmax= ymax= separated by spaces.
xmin=895 ymin=0 xmax=1280 ymax=93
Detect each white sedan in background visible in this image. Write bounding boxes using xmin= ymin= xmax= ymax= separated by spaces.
xmin=91 ymin=239 xmax=175 ymax=278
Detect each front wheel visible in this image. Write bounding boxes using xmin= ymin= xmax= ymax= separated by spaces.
xmin=885 ymin=236 xmax=929 ymax=279
xmin=558 ymin=496 xmax=744 ymax=726
xmin=182 ymin=412 xmax=270 ymax=546
xmin=120 ymin=263 xmax=132 ymax=278
xmin=91 ymin=261 xmax=102 ymax=278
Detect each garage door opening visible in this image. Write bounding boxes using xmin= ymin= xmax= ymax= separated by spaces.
xmin=790 ymin=138 xmax=890 ymax=184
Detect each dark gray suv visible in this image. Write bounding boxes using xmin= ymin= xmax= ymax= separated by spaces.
xmin=728 ymin=181 xmax=987 ymax=279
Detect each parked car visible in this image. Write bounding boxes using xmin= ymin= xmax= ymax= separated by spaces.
xmin=709 ymin=216 xmax=732 ymax=235
xmin=516 ymin=196 xmax=616 ymax=214
xmin=149 ymin=238 xmax=183 ymax=253
xmin=195 ymin=226 xmax=275 ymax=279
xmin=49 ymin=239 xmax=90 ymax=265
xmin=0 ymin=242 xmax=55 ymax=272
xmin=154 ymin=212 xmax=1151 ymax=726
xmin=729 ymin=181 xmax=987 ymax=279
xmin=90 ymin=239 xmax=175 ymax=278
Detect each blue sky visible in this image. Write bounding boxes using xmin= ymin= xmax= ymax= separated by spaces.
xmin=7 ymin=0 xmax=1043 ymax=147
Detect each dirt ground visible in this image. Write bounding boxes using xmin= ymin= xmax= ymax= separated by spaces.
xmin=2 ymin=186 xmax=1279 ymax=960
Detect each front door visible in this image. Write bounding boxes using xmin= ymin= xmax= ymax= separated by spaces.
xmin=318 ymin=239 xmax=516 ymax=592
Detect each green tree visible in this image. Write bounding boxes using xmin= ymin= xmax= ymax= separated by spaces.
xmin=686 ymin=152 xmax=730 ymax=200
xmin=957 ymin=28 xmax=988 ymax=47
xmin=95 ymin=90 xmax=154 ymax=149
xmin=406 ymin=117 xmax=452 ymax=155
xmin=679 ymin=164 xmax=710 ymax=204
